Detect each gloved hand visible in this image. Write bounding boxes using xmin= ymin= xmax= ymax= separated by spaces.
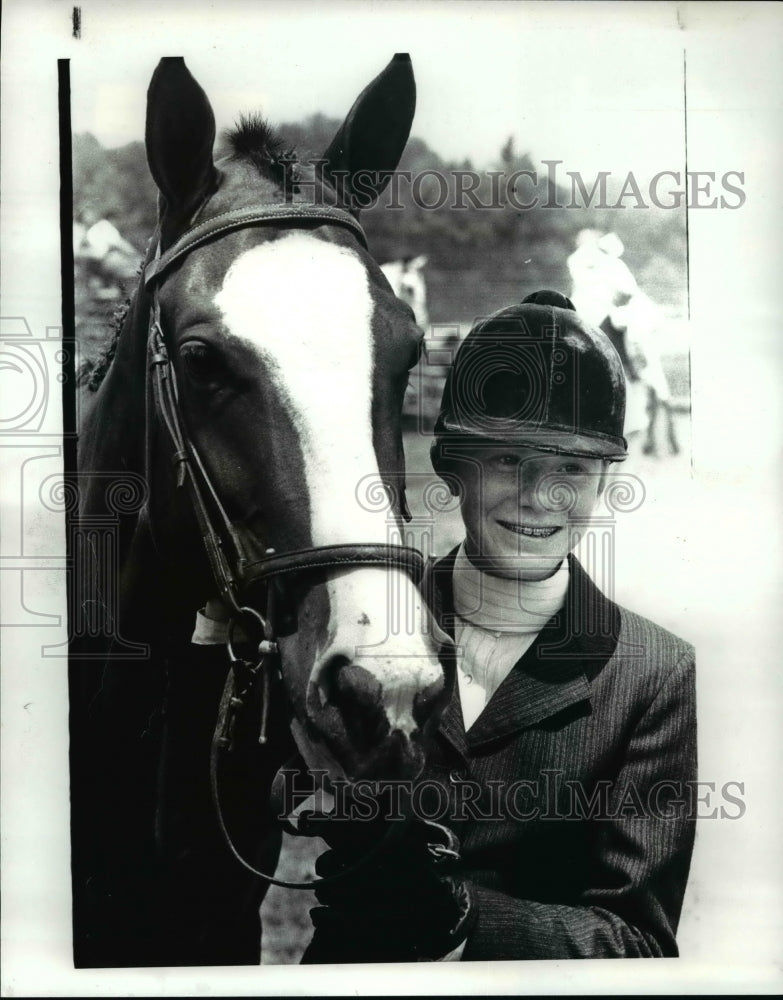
xmin=299 ymin=813 xmax=476 ymax=964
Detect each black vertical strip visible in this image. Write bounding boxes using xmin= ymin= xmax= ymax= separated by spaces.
xmin=682 ymin=48 xmax=694 ymax=478
xmin=59 ymin=59 xmax=77 ymax=463
xmin=58 ymin=58 xmax=81 ymax=965
xmin=59 ymin=55 xmax=78 ymax=717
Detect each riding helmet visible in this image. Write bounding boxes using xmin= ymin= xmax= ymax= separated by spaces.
xmin=431 ymin=290 xmax=628 ymax=478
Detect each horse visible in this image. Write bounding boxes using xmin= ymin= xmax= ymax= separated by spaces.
xmin=567 ymin=230 xmax=680 ymax=457
xmin=69 ymin=55 xmax=450 ymax=969
xmin=607 ymin=290 xmax=681 ymax=458
xmin=380 ymin=254 xmax=429 ymax=331
xmin=74 ymin=209 xmax=141 ymax=289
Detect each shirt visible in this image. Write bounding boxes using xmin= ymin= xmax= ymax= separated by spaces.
xmin=451 ymin=543 xmax=569 ymax=729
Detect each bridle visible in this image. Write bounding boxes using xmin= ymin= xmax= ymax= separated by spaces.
xmin=143 ymin=202 xmax=433 ymax=888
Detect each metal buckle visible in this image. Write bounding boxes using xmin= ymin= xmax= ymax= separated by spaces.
xmin=223 ymin=606 xmax=279 ymax=748
xmin=226 ymin=606 xmax=275 ymax=662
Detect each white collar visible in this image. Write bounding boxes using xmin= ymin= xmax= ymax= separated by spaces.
xmin=452 ymin=543 xmax=569 ymax=634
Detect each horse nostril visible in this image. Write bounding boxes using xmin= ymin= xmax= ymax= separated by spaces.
xmin=317 ymin=653 xmax=351 ymax=705
xmin=317 ymin=656 xmax=390 ymax=750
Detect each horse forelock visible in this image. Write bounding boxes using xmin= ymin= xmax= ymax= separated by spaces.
xmin=221 ymin=114 xmax=298 ymax=191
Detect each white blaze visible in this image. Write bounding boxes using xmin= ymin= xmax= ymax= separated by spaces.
xmin=214 ymin=233 xmax=385 ymax=545
xmin=214 ymin=233 xmax=442 ymax=745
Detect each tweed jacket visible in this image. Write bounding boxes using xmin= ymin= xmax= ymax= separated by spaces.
xmin=419 ymin=548 xmax=697 ymax=960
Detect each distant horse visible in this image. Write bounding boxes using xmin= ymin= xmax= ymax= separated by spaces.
xmin=70 ymin=55 xmax=448 ymax=968
xmin=74 ymin=211 xmax=140 ymax=288
xmin=606 ymin=290 xmax=680 ymax=457
xmin=568 ymin=230 xmax=679 ymax=457
xmin=380 ymin=254 xmax=429 ymax=330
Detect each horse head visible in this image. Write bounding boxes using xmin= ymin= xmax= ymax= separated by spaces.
xmin=79 ymin=56 xmax=449 ymax=790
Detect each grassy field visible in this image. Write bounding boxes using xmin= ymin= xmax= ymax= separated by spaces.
xmin=260 ymin=834 xmax=324 ymax=965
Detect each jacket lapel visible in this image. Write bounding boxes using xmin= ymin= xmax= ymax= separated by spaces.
xmin=421 ymin=552 xmax=470 ymax=760
xmin=424 ymin=549 xmax=621 ymax=750
xmin=436 ymin=685 xmax=470 ymax=761
xmin=464 ymin=639 xmax=590 ymax=746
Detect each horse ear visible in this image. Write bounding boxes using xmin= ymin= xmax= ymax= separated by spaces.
xmin=145 ymin=57 xmax=216 ymax=221
xmin=320 ymin=53 xmax=415 ymax=210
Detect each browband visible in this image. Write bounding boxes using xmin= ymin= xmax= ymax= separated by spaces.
xmin=144 ymin=203 xmax=368 ymax=288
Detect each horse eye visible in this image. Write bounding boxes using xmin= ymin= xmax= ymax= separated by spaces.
xmin=180 ymin=340 xmax=221 ymax=381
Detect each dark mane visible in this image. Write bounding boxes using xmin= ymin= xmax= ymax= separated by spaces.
xmin=223 ymin=113 xmax=299 ymax=191
xmin=76 ymin=296 xmax=131 ymax=391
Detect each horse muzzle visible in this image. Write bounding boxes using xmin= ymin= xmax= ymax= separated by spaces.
xmin=275 ymin=564 xmax=449 ymax=785
xmin=302 ymin=649 xmax=448 ymax=783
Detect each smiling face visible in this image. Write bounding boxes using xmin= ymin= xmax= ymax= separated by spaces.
xmin=453 ymin=443 xmax=608 ymax=581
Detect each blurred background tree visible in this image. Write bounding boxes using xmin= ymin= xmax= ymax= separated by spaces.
xmin=73 ymin=117 xmax=686 ymax=328
xmin=73 ymin=118 xmax=688 ymax=420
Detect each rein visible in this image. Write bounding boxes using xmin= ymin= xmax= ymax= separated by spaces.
xmin=144 ymin=203 xmax=425 ymax=889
